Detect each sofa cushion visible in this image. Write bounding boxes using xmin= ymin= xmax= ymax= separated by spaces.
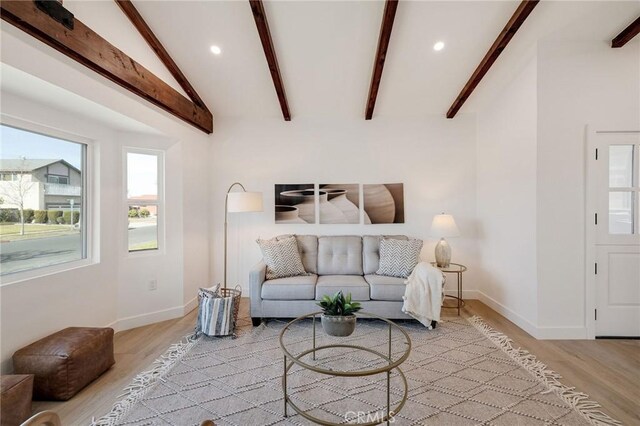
xmin=316 ymin=275 xmax=370 ymax=301
xmin=262 ymin=274 xmax=318 ymax=300
xmin=257 ymin=236 xmax=307 ymax=280
xmin=365 ymin=274 xmax=407 ymax=301
xmin=317 ymin=236 xmax=363 ymax=275
xmin=276 ymin=234 xmax=318 ymax=274
xmin=362 ymin=235 xmax=408 ymax=275
xmin=376 ymin=238 xmax=423 ymax=278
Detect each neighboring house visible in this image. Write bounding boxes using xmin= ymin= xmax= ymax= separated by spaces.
xmin=0 ymin=159 xmax=81 ymax=211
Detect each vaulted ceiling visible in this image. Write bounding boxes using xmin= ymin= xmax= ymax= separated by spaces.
xmin=4 ymin=1 xmax=640 ymax=127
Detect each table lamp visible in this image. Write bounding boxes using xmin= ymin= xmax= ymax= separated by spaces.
xmin=224 ymin=182 xmax=263 ymax=288
xmin=430 ymin=213 xmax=460 ymax=268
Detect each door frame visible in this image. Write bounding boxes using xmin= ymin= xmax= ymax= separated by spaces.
xmin=585 ymin=126 xmax=640 ymax=339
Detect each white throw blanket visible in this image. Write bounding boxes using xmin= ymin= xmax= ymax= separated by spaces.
xmin=402 ymin=262 xmax=445 ymax=328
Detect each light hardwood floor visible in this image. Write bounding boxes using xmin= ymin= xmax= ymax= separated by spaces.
xmin=31 ymin=299 xmax=639 ymax=425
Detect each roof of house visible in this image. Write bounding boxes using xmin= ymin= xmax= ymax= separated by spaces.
xmin=0 ymin=159 xmax=80 ymax=173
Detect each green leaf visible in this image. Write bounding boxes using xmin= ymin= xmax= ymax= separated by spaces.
xmin=317 ymin=291 xmax=359 ymax=316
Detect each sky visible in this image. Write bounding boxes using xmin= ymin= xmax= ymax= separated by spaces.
xmin=0 ymin=124 xmax=82 ymax=169
xmin=1 ymin=125 xmax=158 ymax=197
xmin=127 ymin=153 xmax=158 ymax=199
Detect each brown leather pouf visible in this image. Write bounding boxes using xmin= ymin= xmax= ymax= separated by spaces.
xmin=13 ymin=327 xmax=115 ymax=401
xmin=0 ymin=374 xmax=34 ymax=426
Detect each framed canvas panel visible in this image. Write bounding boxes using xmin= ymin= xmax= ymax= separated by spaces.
xmin=363 ymin=183 xmax=404 ymax=224
xmin=319 ymin=184 xmax=360 ymax=224
xmin=275 ymin=184 xmax=315 ymax=224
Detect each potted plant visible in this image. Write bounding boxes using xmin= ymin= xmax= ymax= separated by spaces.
xmin=317 ymin=291 xmax=362 ymax=336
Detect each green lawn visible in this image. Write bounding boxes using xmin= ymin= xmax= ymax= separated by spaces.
xmin=130 ymin=241 xmax=158 ymax=251
xmin=0 ymin=224 xmax=70 ymax=235
xmin=0 ymin=224 xmax=78 ymax=242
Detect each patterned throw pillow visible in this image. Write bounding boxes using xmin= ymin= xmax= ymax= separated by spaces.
xmin=257 ymin=236 xmax=307 ymax=280
xmin=198 ymin=283 xmax=221 ymax=299
xmin=376 ymin=238 xmax=423 ymax=278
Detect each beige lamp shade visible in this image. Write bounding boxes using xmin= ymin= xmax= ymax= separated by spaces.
xmin=430 ymin=214 xmax=460 ymax=238
xmin=227 ymin=191 xmax=263 ymax=213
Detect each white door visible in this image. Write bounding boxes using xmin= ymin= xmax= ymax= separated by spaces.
xmin=591 ymin=131 xmax=640 ymax=337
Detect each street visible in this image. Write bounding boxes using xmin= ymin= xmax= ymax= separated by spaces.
xmin=0 ymin=226 xmax=157 ymax=275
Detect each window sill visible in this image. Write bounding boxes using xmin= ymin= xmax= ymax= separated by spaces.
xmin=0 ymin=258 xmax=96 ymax=287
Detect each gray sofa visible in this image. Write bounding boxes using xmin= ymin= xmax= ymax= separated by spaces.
xmin=249 ymin=235 xmax=416 ymax=325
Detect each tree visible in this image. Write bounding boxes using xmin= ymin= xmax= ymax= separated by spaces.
xmin=0 ymin=159 xmax=35 ymax=235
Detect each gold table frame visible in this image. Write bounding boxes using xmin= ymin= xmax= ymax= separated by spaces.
xmin=279 ymin=311 xmax=412 ymax=426
xmin=432 ymin=262 xmax=467 ymax=316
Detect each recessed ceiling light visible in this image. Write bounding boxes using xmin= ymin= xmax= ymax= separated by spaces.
xmin=433 ymin=41 xmax=445 ymax=51
xmin=210 ymin=45 xmax=222 ymax=55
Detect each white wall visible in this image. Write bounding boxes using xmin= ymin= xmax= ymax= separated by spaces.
xmin=0 ymin=94 xmax=211 ymax=372
xmin=2 ymin=0 xmax=635 ymax=356
xmin=0 ymin=25 xmax=212 ymax=371
xmin=0 ymin=94 xmax=119 ymax=372
xmin=116 ymin=133 xmax=185 ymax=325
xmin=209 ymin=115 xmax=480 ymax=297
xmin=181 ymin=138 xmax=212 ymax=308
xmin=474 ymin=39 xmax=640 ymax=338
xmin=476 ymin=50 xmax=539 ymax=336
xmin=536 ymin=40 xmax=640 ymax=336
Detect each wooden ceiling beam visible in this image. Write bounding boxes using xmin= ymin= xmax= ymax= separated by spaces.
xmin=612 ymin=16 xmax=640 ymax=48
xmin=249 ymin=0 xmax=291 ymax=121
xmin=365 ymin=0 xmax=399 ymax=120
xmin=447 ymin=0 xmax=539 ymax=119
xmin=1 ymin=0 xmax=213 ymax=134
xmin=115 ymin=0 xmax=209 ymax=112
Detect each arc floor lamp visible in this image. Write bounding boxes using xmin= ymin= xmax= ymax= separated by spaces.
xmin=224 ymin=182 xmax=263 ymax=288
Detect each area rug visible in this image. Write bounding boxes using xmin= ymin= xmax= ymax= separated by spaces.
xmin=92 ymin=316 xmax=620 ymax=426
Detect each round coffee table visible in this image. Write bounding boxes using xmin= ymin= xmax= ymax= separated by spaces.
xmin=279 ymin=311 xmax=411 ymax=426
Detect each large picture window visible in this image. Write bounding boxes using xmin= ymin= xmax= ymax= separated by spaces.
xmin=0 ymin=124 xmax=87 ymax=276
xmin=126 ymin=150 xmax=163 ymax=252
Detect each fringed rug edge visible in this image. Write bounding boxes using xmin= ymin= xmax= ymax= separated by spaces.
xmin=90 ymin=333 xmax=200 ymax=426
xmin=467 ymin=315 xmax=622 ymax=426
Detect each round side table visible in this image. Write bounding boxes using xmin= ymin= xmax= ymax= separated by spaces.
xmin=431 ymin=262 xmax=467 ymax=316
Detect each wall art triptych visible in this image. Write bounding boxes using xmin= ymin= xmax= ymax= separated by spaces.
xmin=274 ymin=183 xmax=404 ymax=225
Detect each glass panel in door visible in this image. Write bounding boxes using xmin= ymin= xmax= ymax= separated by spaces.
xmin=609 ymin=145 xmax=634 ymax=188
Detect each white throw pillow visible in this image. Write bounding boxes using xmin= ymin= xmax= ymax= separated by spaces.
xmin=257 ymin=236 xmax=307 ymax=280
xmin=376 ymin=238 xmax=423 ymax=278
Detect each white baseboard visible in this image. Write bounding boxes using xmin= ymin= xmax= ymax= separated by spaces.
xmin=473 ymin=290 xmax=588 ymax=339
xmin=105 ymin=290 xmax=587 ymax=340
xmin=444 ymin=289 xmax=479 ymax=300
xmin=474 ymin=290 xmax=539 ymax=338
xmin=183 ymin=296 xmax=198 ymax=315
xmin=108 ymin=299 xmax=197 ymax=333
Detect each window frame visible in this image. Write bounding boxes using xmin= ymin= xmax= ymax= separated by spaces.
xmin=0 ymin=116 xmax=94 ymax=285
xmin=47 ymin=174 xmax=69 ymax=185
xmin=124 ymin=147 xmax=164 ymax=255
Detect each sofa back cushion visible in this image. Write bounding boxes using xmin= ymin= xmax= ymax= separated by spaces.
xmin=362 ymin=235 xmax=408 ymax=274
xmin=317 ymin=236 xmax=363 ymax=275
xmin=276 ymin=235 xmax=318 ymax=274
